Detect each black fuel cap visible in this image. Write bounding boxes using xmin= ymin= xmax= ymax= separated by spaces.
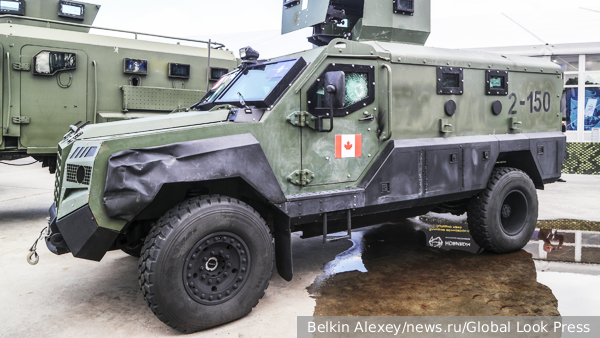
xmin=445 ymin=100 xmax=457 ymax=116
xmin=492 ymin=100 xmax=503 ymax=115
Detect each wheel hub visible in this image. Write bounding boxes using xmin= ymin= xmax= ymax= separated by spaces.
xmin=499 ymin=190 xmax=528 ymax=236
xmin=501 ymin=204 xmax=512 ymax=219
xmin=183 ymin=232 xmax=250 ymax=305
xmin=205 ymin=257 xmax=219 ymax=271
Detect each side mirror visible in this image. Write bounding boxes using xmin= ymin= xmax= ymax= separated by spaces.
xmin=324 ymin=71 xmax=345 ymax=109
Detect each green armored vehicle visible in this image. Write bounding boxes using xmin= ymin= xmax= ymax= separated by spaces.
xmin=0 ymin=0 xmax=237 ymax=171
xmin=43 ymin=0 xmax=565 ymax=332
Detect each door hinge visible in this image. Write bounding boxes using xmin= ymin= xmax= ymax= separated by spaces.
xmin=439 ymin=119 xmax=453 ymax=133
xmin=12 ymin=63 xmax=30 ymax=71
xmin=510 ymin=117 xmax=522 ymax=130
xmin=12 ymin=116 xmax=30 ymax=124
xmin=286 ymin=111 xmax=316 ymax=128
xmin=287 ymin=169 xmax=315 ymax=186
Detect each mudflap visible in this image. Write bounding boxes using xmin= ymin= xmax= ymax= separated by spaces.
xmin=274 ymin=214 xmax=293 ymax=281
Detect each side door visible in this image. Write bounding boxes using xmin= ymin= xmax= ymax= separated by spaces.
xmin=301 ymin=61 xmax=381 ymax=186
xmin=20 ymin=46 xmax=88 ymax=150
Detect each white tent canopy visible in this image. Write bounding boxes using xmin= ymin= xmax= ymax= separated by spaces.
xmin=90 ymin=0 xmax=600 ymax=59
xmin=429 ymin=0 xmax=600 ymax=50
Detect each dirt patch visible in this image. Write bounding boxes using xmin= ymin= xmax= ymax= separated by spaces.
xmin=310 ymin=222 xmax=559 ymax=317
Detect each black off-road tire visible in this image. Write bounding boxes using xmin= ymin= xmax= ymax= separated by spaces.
xmin=138 ymin=195 xmax=274 ymax=333
xmin=121 ymin=245 xmax=142 ymax=257
xmin=467 ymin=167 xmax=538 ymax=253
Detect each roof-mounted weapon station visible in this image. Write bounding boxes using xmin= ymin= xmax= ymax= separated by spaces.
xmin=282 ymin=0 xmax=430 ymax=46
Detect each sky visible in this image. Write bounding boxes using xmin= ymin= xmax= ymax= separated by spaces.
xmin=85 ymin=0 xmax=600 ymax=58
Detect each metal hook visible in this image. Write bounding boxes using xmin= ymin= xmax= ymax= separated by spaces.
xmin=27 ymin=226 xmax=48 ymax=266
xmin=27 ymin=251 xmax=39 ymax=265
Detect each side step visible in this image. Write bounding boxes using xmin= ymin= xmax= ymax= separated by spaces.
xmin=323 ymin=210 xmax=352 ymax=243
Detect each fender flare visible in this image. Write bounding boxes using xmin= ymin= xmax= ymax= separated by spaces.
xmin=103 ymin=133 xmax=286 ymax=221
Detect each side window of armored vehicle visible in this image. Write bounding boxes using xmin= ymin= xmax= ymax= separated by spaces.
xmin=311 ymin=73 xmax=369 ymax=108
xmin=168 ymin=63 xmax=191 ymax=79
xmin=437 ymin=67 xmax=463 ymax=95
xmin=486 ymin=70 xmax=509 ymax=96
xmin=58 ymin=1 xmax=85 ymax=20
xmin=307 ymin=64 xmax=375 ymax=116
xmin=394 ymin=0 xmax=414 ymax=15
xmin=33 ymin=51 xmax=77 ymax=76
xmin=0 ymin=0 xmax=24 ymax=15
xmin=210 ymin=67 xmax=229 ymax=81
xmin=124 ymin=58 xmax=148 ymax=75
xmin=123 ymin=58 xmax=147 ymax=86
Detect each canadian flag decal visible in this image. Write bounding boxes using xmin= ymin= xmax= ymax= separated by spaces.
xmin=335 ymin=134 xmax=362 ymax=158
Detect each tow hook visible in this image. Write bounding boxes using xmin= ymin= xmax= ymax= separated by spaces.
xmin=27 ymin=222 xmax=50 ymax=265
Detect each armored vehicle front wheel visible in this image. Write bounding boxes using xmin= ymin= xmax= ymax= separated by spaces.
xmin=138 ymin=195 xmax=273 ymax=333
xmin=121 ymin=245 xmax=142 ymax=257
xmin=467 ymin=167 xmax=538 ymax=253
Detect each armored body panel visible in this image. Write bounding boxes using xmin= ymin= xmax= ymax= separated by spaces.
xmin=44 ymin=0 xmax=566 ymax=333
xmin=0 ymin=0 xmax=237 ymax=165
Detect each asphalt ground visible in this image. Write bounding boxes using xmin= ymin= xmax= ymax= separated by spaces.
xmin=0 ymin=158 xmax=598 ymax=337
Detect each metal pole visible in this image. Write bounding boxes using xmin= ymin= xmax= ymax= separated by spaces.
xmin=206 ymin=39 xmax=211 ymax=93
xmin=322 ymin=213 xmax=328 ymax=244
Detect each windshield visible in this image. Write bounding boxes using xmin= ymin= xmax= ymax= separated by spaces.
xmin=194 ymin=70 xmax=239 ymax=107
xmin=216 ymin=60 xmax=297 ymax=103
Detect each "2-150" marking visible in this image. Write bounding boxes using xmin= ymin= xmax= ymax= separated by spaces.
xmin=508 ymin=91 xmax=551 ymax=114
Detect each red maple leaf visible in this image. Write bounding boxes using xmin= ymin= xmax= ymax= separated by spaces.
xmin=344 ymin=141 xmax=353 ymax=150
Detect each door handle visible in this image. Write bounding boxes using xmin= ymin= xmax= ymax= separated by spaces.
xmin=4 ymin=52 xmax=12 ymax=134
xmin=315 ymin=114 xmax=333 ymax=132
xmin=359 ymin=114 xmax=374 ymax=121
xmin=380 ymin=63 xmax=392 ymax=141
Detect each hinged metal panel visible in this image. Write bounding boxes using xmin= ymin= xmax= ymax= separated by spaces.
xmin=286 ymin=111 xmax=316 ymax=128
xmin=12 ymin=116 xmax=30 ymax=124
xmin=287 ymin=169 xmax=315 ymax=186
xmin=439 ymin=119 xmax=453 ymax=133
xmin=511 ymin=117 xmax=522 ymax=130
xmin=228 ymin=108 xmax=265 ymax=123
xmin=12 ymin=63 xmax=30 ymax=71
xmin=19 ymin=46 xmax=87 ymax=148
xmin=281 ymin=0 xmax=330 ymax=34
xmin=121 ymin=86 xmax=205 ymax=112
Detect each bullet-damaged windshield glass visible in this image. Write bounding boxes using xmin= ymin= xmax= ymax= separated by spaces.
xmin=217 ymin=60 xmax=296 ymax=103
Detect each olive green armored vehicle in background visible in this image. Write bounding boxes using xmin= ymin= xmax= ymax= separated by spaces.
xmin=0 ymin=0 xmax=237 ymax=171
xmin=43 ymin=0 xmax=565 ymax=332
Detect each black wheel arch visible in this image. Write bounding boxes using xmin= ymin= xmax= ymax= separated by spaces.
xmin=496 ymin=151 xmax=544 ymax=189
xmin=103 ymin=134 xmax=286 ymax=222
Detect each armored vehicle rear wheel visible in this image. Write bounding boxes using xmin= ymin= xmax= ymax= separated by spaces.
xmin=138 ymin=195 xmax=273 ymax=333
xmin=467 ymin=167 xmax=538 ymax=253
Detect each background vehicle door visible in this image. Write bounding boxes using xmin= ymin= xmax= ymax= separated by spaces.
xmin=20 ymin=46 xmax=87 ymax=149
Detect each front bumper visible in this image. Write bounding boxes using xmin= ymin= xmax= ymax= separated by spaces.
xmin=46 ymin=203 xmax=119 ymax=261
xmin=46 ymin=203 xmax=70 ymax=255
